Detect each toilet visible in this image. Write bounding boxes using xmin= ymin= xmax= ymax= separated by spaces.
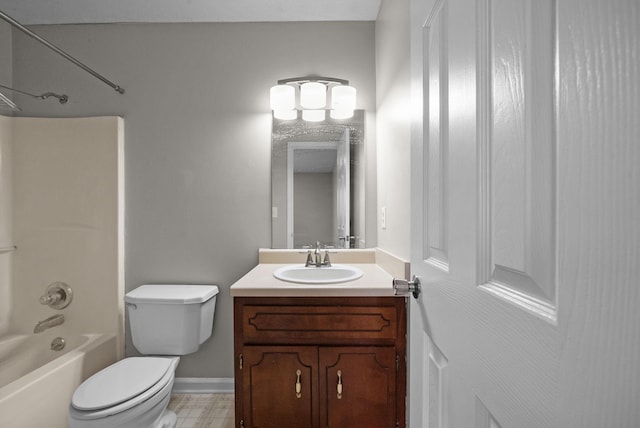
xmin=69 ymin=284 xmax=219 ymax=428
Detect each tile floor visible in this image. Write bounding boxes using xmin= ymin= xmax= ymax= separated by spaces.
xmin=168 ymin=393 xmax=234 ymax=428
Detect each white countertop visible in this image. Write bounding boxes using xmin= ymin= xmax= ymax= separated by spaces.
xmin=229 ymin=262 xmax=398 ymax=297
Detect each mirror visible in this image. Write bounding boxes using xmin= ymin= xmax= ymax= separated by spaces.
xmin=271 ymin=110 xmax=367 ymax=249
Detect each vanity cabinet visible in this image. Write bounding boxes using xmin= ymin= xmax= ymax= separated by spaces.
xmin=234 ymin=297 xmax=406 ymax=428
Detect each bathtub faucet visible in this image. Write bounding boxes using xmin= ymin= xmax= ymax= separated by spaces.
xmin=33 ymin=314 xmax=65 ymax=333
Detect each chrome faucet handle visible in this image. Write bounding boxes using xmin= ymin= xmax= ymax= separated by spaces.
xmin=322 ymin=250 xmax=332 ymax=267
xmin=39 ymin=291 xmax=62 ymax=306
xmin=305 ymin=250 xmax=315 ymax=267
xmin=39 ymin=282 xmax=73 ymax=310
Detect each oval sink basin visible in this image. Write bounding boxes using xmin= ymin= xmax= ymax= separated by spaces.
xmin=273 ymin=264 xmax=364 ymax=284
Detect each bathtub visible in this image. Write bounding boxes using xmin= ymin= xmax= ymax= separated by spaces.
xmin=0 ymin=332 xmax=118 ymax=428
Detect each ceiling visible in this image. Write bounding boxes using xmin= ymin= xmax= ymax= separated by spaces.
xmin=0 ymin=0 xmax=381 ymax=25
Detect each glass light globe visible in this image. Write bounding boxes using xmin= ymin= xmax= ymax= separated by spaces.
xmin=302 ymin=109 xmax=326 ymax=122
xmin=330 ymin=109 xmax=354 ymax=119
xmin=270 ymin=85 xmax=295 ymax=111
xmin=330 ymin=85 xmax=356 ymax=110
xmin=300 ymin=82 xmax=327 ymax=109
xmin=273 ymin=109 xmax=298 ymax=120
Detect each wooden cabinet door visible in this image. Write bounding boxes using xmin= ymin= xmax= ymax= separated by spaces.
xmin=319 ymin=347 xmax=397 ymax=428
xmin=242 ymin=346 xmax=318 ymax=428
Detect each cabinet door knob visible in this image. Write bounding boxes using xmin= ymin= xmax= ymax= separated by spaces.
xmin=295 ymin=369 xmax=302 ymax=398
xmin=337 ymin=370 xmax=343 ymax=399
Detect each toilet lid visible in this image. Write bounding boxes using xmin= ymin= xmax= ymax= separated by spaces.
xmin=72 ymin=357 xmax=175 ymax=411
xmin=125 ymin=284 xmax=219 ymax=304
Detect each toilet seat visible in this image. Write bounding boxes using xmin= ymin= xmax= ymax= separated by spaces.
xmin=71 ymin=357 xmax=176 ymax=419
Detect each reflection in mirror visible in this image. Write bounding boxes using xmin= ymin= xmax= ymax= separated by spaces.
xmin=272 ymin=110 xmax=366 ymax=249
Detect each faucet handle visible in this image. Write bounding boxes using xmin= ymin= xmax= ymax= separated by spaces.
xmin=39 ymin=282 xmax=73 ymax=310
xmin=39 ymin=291 xmax=62 ymax=306
xmin=323 ymin=250 xmax=332 ymax=267
xmin=305 ymin=250 xmax=315 ymax=267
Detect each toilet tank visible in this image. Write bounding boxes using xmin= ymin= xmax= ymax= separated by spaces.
xmin=125 ymin=284 xmax=219 ymax=355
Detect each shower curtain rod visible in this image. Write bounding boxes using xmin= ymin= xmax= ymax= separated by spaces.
xmin=0 ymin=10 xmax=125 ymax=94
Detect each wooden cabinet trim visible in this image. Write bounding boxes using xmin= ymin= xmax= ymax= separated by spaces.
xmin=242 ymin=304 xmax=398 ymax=342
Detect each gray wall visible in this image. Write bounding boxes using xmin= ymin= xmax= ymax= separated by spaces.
xmin=376 ymin=0 xmax=411 ymax=260
xmin=10 ymin=21 xmax=376 ymax=378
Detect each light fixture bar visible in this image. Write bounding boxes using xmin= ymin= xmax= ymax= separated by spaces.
xmin=271 ymin=76 xmax=356 ymax=122
xmin=277 ymin=76 xmax=349 ymax=86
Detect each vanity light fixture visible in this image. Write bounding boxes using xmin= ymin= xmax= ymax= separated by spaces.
xmin=270 ymin=76 xmax=356 ymax=122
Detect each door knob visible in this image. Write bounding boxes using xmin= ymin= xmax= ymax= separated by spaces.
xmin=393 ymin=275 xmax=421 ymax=299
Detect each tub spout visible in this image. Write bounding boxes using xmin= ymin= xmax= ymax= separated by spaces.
xmin=34 ymin=314 xmax=64 ymax=333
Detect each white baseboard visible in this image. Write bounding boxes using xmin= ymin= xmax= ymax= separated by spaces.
xmin=172 ymin=377 xmax=235 ymax=394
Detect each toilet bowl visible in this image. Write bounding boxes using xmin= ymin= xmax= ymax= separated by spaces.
xmin=69 ymin=357 xmax=178 ymax=428
xmin=69 ymin=284 xmax=219 ymax=428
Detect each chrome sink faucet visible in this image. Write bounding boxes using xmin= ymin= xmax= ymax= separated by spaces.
xmin=34 ymin=314 xmax=64 ymax=333
xmin=305 ymin=241 xmax=332 ymax=267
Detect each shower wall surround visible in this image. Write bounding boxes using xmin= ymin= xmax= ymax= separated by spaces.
xmin=0 ymin=116 xmax=12 ymax=334
xmin=0 ymin=23 xmax=13 ymax=332
xmin=0 ymin=116 xmax=124 ymax=352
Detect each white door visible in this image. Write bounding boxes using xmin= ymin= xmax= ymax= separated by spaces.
xmin=335 ymin=129 xmax=350 ymax=248
xmin=408 ymin=0 xmax=640 ymax=427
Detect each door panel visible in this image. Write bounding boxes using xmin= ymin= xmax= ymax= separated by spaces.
xmin=410 ymin=0 xmax=639 ymax=426
xmin=242 ymin=346 xmax=318 ymax=428
xmin=411 ymin=0 xmax=557 ymax=425
xmin=319 ymin=347 xmax=396 ymax=428
xmin=477 ymin=0 xmax=557 ymax=319
xmin=425 ymin=0 xmax=449 ymax=270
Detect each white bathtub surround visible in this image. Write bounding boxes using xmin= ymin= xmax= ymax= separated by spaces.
xmin=0 ymin=116 xmax=13 ymax=335
xmin=0 ymin=116 xmax=124 ymax=427
xmin=0 ymin=333 xmax=117 ymax=428
xmin=10 ymin=117 xmax=125 ymax=346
